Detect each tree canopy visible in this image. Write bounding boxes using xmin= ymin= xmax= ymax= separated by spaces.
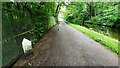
xmin=64 ymin=2 xmax=120 ymax=28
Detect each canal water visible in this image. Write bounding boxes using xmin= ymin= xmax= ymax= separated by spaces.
xmin=84 ymin=24 xmax=120 ymax=41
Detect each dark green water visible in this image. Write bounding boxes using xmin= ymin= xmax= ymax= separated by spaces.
xmin=84 ymin=24 xmax=120 ymax=41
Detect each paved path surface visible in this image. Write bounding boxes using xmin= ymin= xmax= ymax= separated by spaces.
xmin=14 ymin=22 xmax=118 ymax=66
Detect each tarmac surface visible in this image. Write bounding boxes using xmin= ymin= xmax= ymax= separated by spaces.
xmin=14 ymin=22 xmax=118 ymax=66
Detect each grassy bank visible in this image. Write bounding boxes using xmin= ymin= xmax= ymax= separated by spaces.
xmin=68 ymin=23 xmax=120 ymax=54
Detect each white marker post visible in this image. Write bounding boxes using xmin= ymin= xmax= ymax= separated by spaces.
xmin=22 ymin=38 xmax=33 ymax=59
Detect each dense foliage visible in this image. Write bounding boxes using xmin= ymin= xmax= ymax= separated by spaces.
xmin=64 ymin=2 xmax=120 ymax=28
xmin=2 ymin=2 xmax=60 ymax=66
xmin=30 ymin=2 xmax=57 ymax=43
xmin=2 ymin=2 xmax=58 ymax=44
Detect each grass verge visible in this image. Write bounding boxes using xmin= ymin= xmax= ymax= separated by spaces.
xmin=68 ymin=23 xmax=120 ymax=54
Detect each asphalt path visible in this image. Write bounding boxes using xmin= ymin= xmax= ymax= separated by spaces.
xmin=14 ymin=22 xmax=118 ymax=66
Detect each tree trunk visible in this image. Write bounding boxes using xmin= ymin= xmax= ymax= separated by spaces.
xmin=87 ymin=2 xmax=95 ymax=19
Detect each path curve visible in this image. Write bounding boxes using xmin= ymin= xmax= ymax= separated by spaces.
xmin=14 ymin=22 xmax=118 ymax=66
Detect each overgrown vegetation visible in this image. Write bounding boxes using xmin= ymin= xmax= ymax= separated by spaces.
xmin=31 ymin=2 xmax=57 ymax=44
xmin=2 ymin=2 xmax=59 ymax=66
xmin=2 ymin=1 xmax=120 ymax=66
xmin=69 ymin=23 xmax=120 ymax=54
xmin=63 ymin=2 xmax=120 ymax=54
xmin=64 ymin=2 xmax=120 ymax=28
xmin=2 ymin=2 xmax=59 ymax=45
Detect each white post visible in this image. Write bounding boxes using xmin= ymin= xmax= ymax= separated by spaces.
xmin=22 ymin=38 xmax=32 ymax=53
